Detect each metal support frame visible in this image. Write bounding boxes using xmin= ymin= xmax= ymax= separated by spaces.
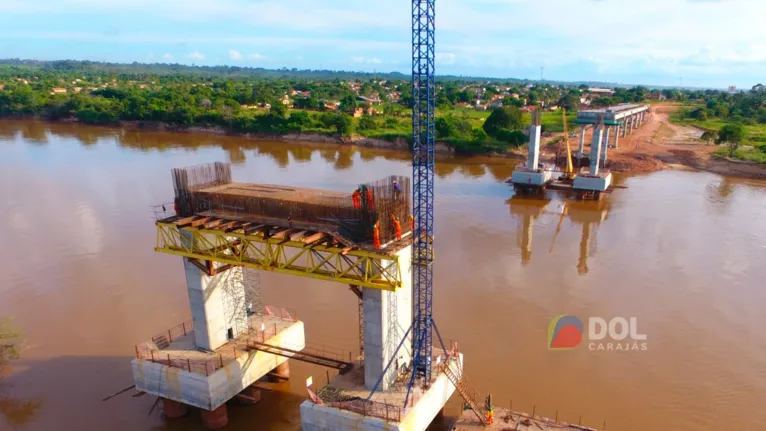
xmin=156 ymin=222 xmax=403 ymax=291
xmin=410 ymin=0 xmax=436 ymax=389
xmin=349 ymin=285 xmax=364 ymax=361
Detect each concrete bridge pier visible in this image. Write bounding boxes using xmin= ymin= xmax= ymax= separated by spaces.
xmin=578 ymin=125 xmax=586 ymax=164
xmin=363 ymin=246 xmax=412 ymax=391
xmin=601 ymin=126 xmax=610 ymax=167
xmin=614 ymin=126 xmax=620 ymax=149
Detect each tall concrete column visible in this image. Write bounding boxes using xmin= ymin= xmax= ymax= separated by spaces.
xmin=601 ymin=126 xmax=610 ymax=167
xmin=627 ymin=116 xmax=633 ymax=135
xmin=527 ymin=110 xmax=542 ymax=170
xmin=363 ymin=246 xmax=412 ymax=391
xmin=590 ymin=125 xmax=603 ymax=176
xmin=183 ymin=260 xmax=248 ymax=351
xmin=621 ymin=121 xmax=627 ymax=137
xmin=577 ymin=125 xmax=586 ymax=165
xmin=614 ymin=126 xmax=620 ymax=149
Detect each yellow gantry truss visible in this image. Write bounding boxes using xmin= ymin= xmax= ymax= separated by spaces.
xmin=155 ymin=217 xmax=403 ymax=291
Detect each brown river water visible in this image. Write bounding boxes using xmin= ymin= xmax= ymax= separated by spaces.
xmin=1 ymin=120 xmax=765 ymax=431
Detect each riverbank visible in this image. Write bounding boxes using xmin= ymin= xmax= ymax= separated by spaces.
xmin=4 ymin=114 xmax=766 ymax=179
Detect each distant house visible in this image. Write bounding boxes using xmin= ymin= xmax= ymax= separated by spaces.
xmin=357 ymin=95 xmax=381 ymax=105
xmin=353 ymin=107 xmax=364 ymax=118
xmin=73 ymin=87 xmax=82 ymax=93
xmin=548 ymin=105 xmax=559 ymax=111
xmin=475 ymin=104 xmax=488 ymax=111
xmin=138 ymin=84 xmax=148 ymax=89
xmin=281 ymin=96 xmax=291 ymax=105
xmin=588 ymin=87 xmax=615 ymax=95
xmin=0 ymin=84 xmax=4 ymax=90
xmin=240 ymin=104 xmax=258 ymax=109
xmin=365 ymin=107 xmax=379 ymax=116
xmin=50 ymin=88 xmax=67 ymax=95
xmin=488 ymin=101 xmax=503 ymax=109
xmin=648 ymin=93 xmax=666 ymax=101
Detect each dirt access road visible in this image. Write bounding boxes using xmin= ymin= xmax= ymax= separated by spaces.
xmin=539 ymin=104 xmax=766 ymax=179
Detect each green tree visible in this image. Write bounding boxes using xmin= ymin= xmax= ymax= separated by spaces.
xmin=339 ymin=95 xmax=357 ymax=114
xmin=482 ymin=106 xmax=523 ymax=138
xmin=495 ymin=129 xmax=527 ymax=147
xmin=558 ymin=94 xmax=579 ymax=111
xmin=716 ymin=123 xmax=745 ymax=157
xmin=358 ymin=115 xmax=378 ymax=131
xmin=270 ymin=100 xmax=288 ymax=118
xmin=471 ymin=128 xmax=489 ymax=141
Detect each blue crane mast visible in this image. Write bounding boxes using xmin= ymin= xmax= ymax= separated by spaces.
xmin=410 ymin=0 xmax=436 ymax=387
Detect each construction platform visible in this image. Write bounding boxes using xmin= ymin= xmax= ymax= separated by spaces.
xmin=172 ymin=161 xmax=412 ymax=246
xmin=301 ymin=348 xmax=464 ymax=431
xmin=453 ymin=407 xmax=601 ymax=431
xmin=132 ymin=307 xmax=305 ymax=411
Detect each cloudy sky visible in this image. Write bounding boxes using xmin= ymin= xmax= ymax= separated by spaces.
xmin=0 ymin=0 xmax=763 ymax=88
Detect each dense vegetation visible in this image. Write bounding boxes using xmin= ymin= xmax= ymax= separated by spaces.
xmin=672 ymin=85 xmax=766 ymax=163
xmin=0 ymin=61 xmax=555 ymax=154
xmin=7 ymin=59 xmax=757 ymax=158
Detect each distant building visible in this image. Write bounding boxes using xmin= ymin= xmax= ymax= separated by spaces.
xmin=475 ymin=104 xmax=488 ymax=111
xmin=50 ymin=88 xmax=67 ymax=95
xmin=357 ymin=95 xmax=381 ymax=105
xmin=588 ymin=87 xmax=615 ymax=95
xmin=353 ymin=107 xmax=364 ymax=118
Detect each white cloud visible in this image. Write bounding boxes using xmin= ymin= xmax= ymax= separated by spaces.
xmin=3 ymin=0 xmax=766 ymax=86
xmin=186 ymin=51 xmax=205 ymax=61
xmin=162 ymin=53 xmax=173 ymax=60
xmin=229 ymin=49 xmax=243 ymax=60
xmin=436 ymin=52 xmax=456 ymax=65
xmin=249 ymin=53 xmax=265 ymax=60
xmin=352 ymin=56 xmax=383 ymax=65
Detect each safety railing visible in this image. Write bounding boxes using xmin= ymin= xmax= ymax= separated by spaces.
xmin=330 ymin=399 xmax=401 ymax=423
xmin=134 ymin=305 xmax=299 ymax=376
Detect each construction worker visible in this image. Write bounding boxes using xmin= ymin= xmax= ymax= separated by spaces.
xmin=409 ymin=214 xmax=414 ymax=231
xmin=393 ymin=180 xmax=402 ymax=199
xmin=485 ymin=394 xmax=494 ymax=424
xmin=392 ymin=215 xmax=402 ymax=240
xmin=366 ymin=187 xmax=374 ymax=208
xmin=372 ymin=221 xmax=381 ymax=248
xmin=352 ymin=187 xmax=362 ymax=209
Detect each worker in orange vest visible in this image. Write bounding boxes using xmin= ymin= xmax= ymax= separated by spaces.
xmin=372 ymin=221 xmax=381 ymax=248
xmin=392 ymin=215 xmax=402 ymax=240
xmin=352 ymin=188 xmax=362 ymax=209
xmin=409 ymin=214 xmax=414 ymax=231
xmin=366 ymin=187 xmax=374 ymax=208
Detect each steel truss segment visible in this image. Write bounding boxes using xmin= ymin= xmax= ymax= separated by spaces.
xmin=155 ymin=222 xmax=402 ymax=291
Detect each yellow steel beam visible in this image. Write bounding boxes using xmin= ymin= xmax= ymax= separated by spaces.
xmin=155 ymin=222 xmax=402 ymax=291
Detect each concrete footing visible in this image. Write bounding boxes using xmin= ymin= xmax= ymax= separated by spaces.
xmin=269 ymin=361 xmax=290 ymax=382
xmin=201 ymin=404 xmax=228 ymax=430
xmin=162 ymin=398 xmax=189 ymax=418
xmin=236 ymin=386 xmax=262 ymax=405
xmin=301 ymin=352 xmax=462 ymax=431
